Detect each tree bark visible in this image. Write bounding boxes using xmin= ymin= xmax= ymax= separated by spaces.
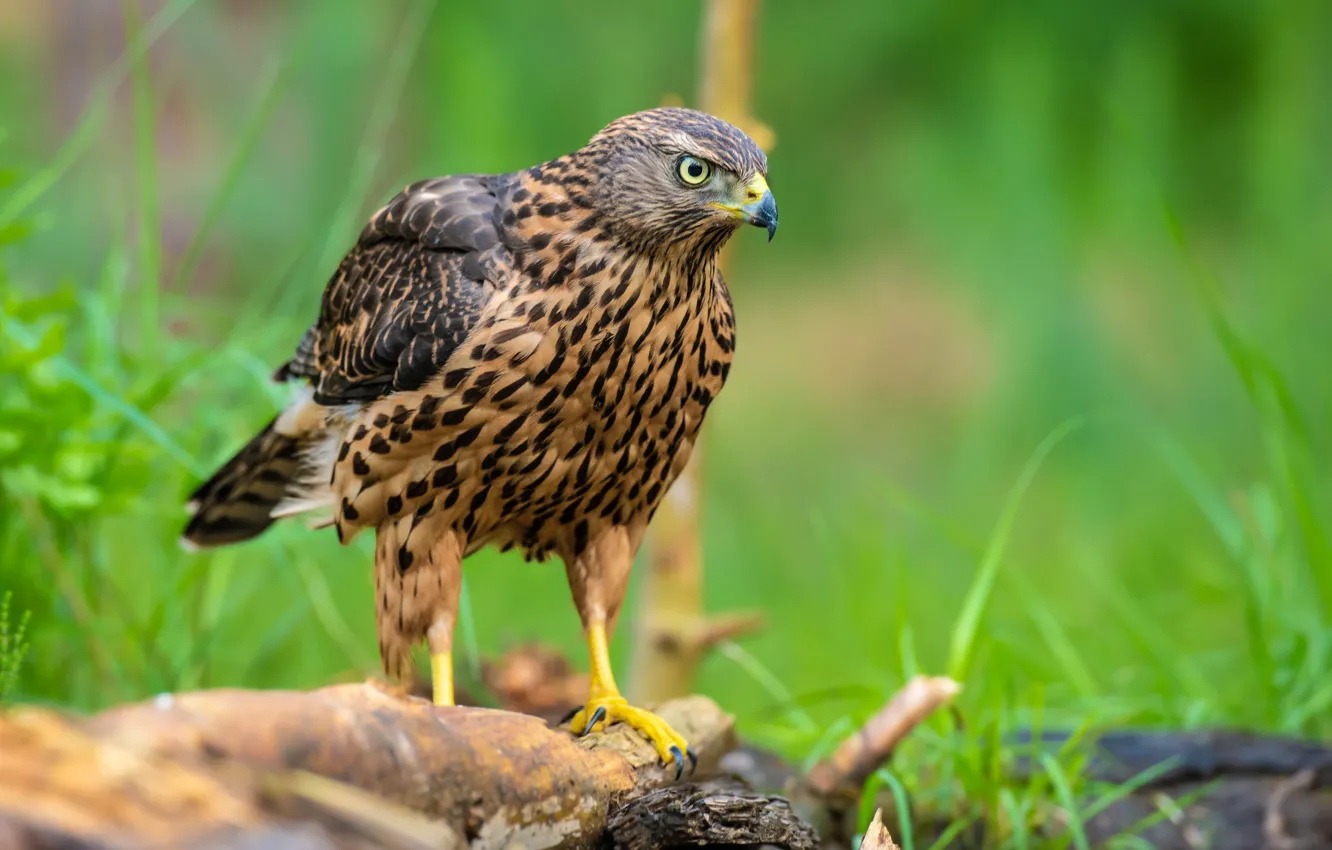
xmin=0 ymin=683 xmax=791 ymax=849
xmin=605 ymin=779 xmax=819 ymax=850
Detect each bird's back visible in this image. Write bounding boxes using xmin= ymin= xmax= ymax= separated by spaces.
xmin=183 ymin=172 xmax=518 ymax=548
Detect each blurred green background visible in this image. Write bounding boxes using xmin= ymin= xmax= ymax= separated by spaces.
xmin=2 ymin=0 xmax=1331 ymax=834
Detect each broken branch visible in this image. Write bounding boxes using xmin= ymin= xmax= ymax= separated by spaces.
xmin=0 ymin=683 xmax=743 ymax=848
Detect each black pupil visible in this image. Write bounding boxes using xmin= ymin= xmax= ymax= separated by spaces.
xmin=687 ymin=162 xmax=704 ymax=178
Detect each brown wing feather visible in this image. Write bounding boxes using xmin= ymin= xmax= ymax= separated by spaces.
xmin=186 ymin=174 xmax=516 ymax=548
xmin=276 ymin=174 xmax=514 ymax=404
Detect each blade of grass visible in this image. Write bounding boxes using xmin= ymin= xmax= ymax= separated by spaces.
xmin=170 ymin=55 xmax=288 ymax=293
xmin=1079 ymin=757 xmax=1181 ymax=824
xmin=924 ymin=815 xmax=976 ymax=850
xmin=998 ymin=787 xmax=1031 ymax=848
xmin=1071 ymin=545 xmax=1218 ymax=716
xmin=284 ymin=540 xmax=374 ymax=672
xmin=1145 ymin=428 xmax=1245 ymax=557
xmin=1119 ymin=784 xmax=1218 ymax=847
xmin=314 ymin=0 xmax=439 ymax=276
xmin=1 ymin=317 xmax=202 ymax=473
xmin=1009 ymin=568 xmax=1099 ymax=700
xmin=123 ymin=0 xmax=163 ymax=357
xmin=229 ymin=229 xmax=321 ymax=336
xmin=798 ymin=715 xmax=856 ymax=776
xmin=897 ymin=619 xmax=921 ymax=681
xmin=88 ymin=215 xmax=131 ymax=387
xmin=948 ymin=416 xmax=1084 ymax=682
xmin=715 ymin=640 xmax=818 ymax=734
xmin=1039 ymin=752 xmax=1090 ymax=850
xmin=0 ymin=0 xmax=199 ymax=228
xmin=864 ymin=768 xmax=915 ymax=850
xmin=1163 ymin=205 xmax=1332 ymax=622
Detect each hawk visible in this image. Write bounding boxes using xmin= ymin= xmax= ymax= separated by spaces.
xmin=182 ymin=108 xmax=777 ymax=775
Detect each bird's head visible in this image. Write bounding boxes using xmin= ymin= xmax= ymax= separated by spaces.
xmin=580 ymin=107 xmax=777 ymax=248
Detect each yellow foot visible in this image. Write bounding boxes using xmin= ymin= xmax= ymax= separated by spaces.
xmin=567 ymin=696 xmax=696 ymax=779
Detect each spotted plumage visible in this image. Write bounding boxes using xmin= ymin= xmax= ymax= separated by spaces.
xmin=183 ymin=107 xmax=777 ymax=770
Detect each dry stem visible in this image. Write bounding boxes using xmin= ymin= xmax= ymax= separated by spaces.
xmin=630 ymin=0 xmax=769 ymax=706
xmin=805 ymin=675 xmax=961 ymax=801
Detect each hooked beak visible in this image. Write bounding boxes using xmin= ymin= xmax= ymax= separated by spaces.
xmin=713 ymin=173 xmax=779 ymax=241
xmin=741 ymin=173 xmax=778 ymax=242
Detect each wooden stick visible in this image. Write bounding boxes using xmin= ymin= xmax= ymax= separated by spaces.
xmin=796 ymin=676 xmax=960 ymax=845
xmin=630 ymin=0 xmax=768 ymax=707
xmin=805 ymin=676 xmax=961 ymax=802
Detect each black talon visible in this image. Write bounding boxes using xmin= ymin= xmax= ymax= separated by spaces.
xmin=558 ymin=705 xmax=583 ymax=726
xmin=581 ymin=705 xmax=606 ymax=736
xmin=669 ymin=745 xmax=685 ymax=781
xmin=686 ymin=746 xmax=698 ymax=775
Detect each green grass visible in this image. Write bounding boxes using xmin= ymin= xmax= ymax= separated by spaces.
xmin=0 ymin=591 xmax=30 ymax=705
xmin=3 ymin=1 xmax=1331 ymax=847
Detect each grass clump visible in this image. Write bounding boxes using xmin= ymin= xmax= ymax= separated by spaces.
xmin=0 ymin=591 xmax=30 ymax=705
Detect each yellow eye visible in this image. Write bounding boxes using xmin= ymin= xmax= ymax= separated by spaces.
xmin=677 ymin=155 xmax=713 ymax=186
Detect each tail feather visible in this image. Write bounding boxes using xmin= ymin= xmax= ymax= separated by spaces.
xmin=182 ymin=417 xmax=306 ymax=548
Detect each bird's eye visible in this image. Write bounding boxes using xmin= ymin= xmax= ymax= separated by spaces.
xmin=676 ymin=155 xmax=713 ymax=187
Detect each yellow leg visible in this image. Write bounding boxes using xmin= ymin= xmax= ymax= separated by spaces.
xmin=587 ymin=618 xmax=619 ymax=698
xmin=431 ymin=651 xmax=454 ymax=706
xmin=567 ymin=621 xmax=694 ymax=779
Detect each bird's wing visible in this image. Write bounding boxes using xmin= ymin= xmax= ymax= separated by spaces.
xmin=276 ymin=174 xmax=513 ymax=405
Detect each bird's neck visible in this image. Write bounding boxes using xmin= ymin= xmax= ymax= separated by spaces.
xmin=507 ymin=168 xmax=723 ymax=314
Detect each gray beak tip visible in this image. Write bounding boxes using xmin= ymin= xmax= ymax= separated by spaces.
xmin=752 ymin=190 xmax=778 ymax=242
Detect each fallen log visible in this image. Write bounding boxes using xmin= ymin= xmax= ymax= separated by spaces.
xmin=732 ymin=721 xmax=1332 ymax=849
xmin=11 ymin=648 xmax=1326 ymax=849
xmin=0 ymin=682 xmax=811 ymax=849
xmin=1014 ymin=728 xmax=1332 ymax=850
xmin=714 ymin=672 xmax=1332 ymax=849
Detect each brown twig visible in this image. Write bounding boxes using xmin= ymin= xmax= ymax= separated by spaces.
xmin=696 ymin=0 xmax=775 ymax=150
xmin=805 ymin=676 xmax=961 ymax=801
xmin=796 ymin=676 xmax=960 ymax=845
xmin=1263 ymin=768 xmax=1317 ymax=850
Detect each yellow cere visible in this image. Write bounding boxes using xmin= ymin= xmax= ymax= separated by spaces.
xmin=744 ymin=173 xmax=770 ymax=203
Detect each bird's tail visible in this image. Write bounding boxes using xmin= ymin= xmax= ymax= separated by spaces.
xmin=181 ymin=412 xmax=334 ymax=549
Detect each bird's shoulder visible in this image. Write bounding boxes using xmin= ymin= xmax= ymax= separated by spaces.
xmin=276 ymin=173 xmax=522 ymax=404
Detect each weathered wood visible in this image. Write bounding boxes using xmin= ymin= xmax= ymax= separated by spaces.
xmin=859 ymin=809 xmax=901 ymax=850
xmin=0 ymin=706 xmax=461 ymax=849
xmin=0 ymin=683 xmax=747 ymax=849
xmin=605 ymin=779 xmax=819 ymax=850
